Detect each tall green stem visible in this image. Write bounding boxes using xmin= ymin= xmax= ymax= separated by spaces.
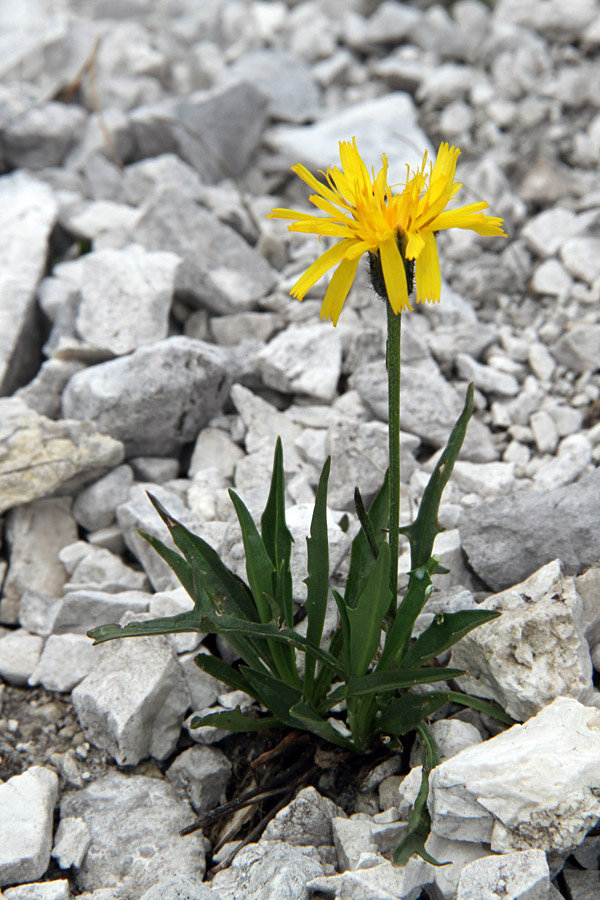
xmin=386 ymin=303 xmax=401 ymax=611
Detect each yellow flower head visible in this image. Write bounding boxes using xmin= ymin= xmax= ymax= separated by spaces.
xmin=268 ymin=139 xmax=507 ymax=325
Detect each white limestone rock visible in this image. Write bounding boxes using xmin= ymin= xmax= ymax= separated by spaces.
xmin=0 ymin=171 xmax=58 ymax=395
xmin=424 ymin=834 xmax=491 ymax=900
xmin=410 ymin=719 xmax=482 ymax=767
xmin=52 ymin=816 xmax=92 ymax=871
xmin=166 ymin=745 xmax=232 ymax=815
xmin=0 ymin=767 xmax=59 ymax=887
xmin=50 ymin=589 xmax=151 ymax=635
xmin=62 ymin=337 xmax=231 ymax=457
xmin=429 ymin=698 xmax=600 ymax=854
xmin=255 ymin=324 xmax=342 ymax=403
xmin=456 ymin=849 xmax=549 ymax=900
xmin=0 ymin=399 xmax=125 ymax=516
xmin=0 ymin=628 xmax=44 ymax=686
xmin=452 ymin=460 xmax=516 ymax=499
xmin=211 ymin=841 xmax=324 ymax=900
xmin=72 ymin=633 xmax=191 ymax=766
xmin=188 ymin=428 xmax=244 ymax=480
xmin=450 ymin=560 xmax=593 ymax=721
xmin=308 ymin=855 xmax=433 ymax=900
xmin=28 ymin=633 xmax=97 ymax=693
xmin=533 ymin=433 xmax=592 ymax=490
xmin=0 ymin=497 xmax=77 ymax=625
xmin=72 ymin=465 xmax=134 ymax=532
xmin=59 ymin=772 xmax=205 ymax=898
xmin=73 ymin=245 xmax=180 ymax=356
xmin=262 ymin=787 xmax=345 ymax=847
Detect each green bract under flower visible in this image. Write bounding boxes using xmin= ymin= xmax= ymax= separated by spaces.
xmin=268 ymin=139 xmax=507 ymax=325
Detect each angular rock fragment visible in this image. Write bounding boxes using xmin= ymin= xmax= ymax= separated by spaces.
xmin=0 ymin=767 xmax=59 ymax=887
xmin=450 ymin=560 xmax=593 ymax=721
xmin=459 ymin=469 xmax=600 ymax=591
xmin=0 ymin=399 xmax=125 ymax=516
xmin=72 ymin=634 xmax=191 ymax=766
xmin=60 ymin=772 xmax=205 ymax=899
xmin=0 ymin=171 xmax=57 ymax=395
xmin=62 ymin=337 xmax=231 ymax=456
xmin=429 ymin=698 xmax=600 ymax=854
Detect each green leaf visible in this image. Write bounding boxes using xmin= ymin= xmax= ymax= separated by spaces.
xmin=147 ymin=493 xmax=257 ymax=622
xmin=441 ymin=691 xmax=514 ymax=726
xmin=193 ymin=653 xmax=261 ymax=701
xmin=190 ymin=706 xmax=280 ymax=732
xmin=303 ymin=456 xmax=331 ymax=697
xmin=139 ymin=530 xmax=193 ymax=599
xmin=325 ymin=666 xmax=466 ymax=705
xmin=401 ymin=609 xmax=501 ymax=669
xmin=346 ymin=542 xmax=392 ymax=677
xmin=261 ymin=437 xmax=294 ymax=625
xmin=242 ymin=667 xmax=303 ymax=730
xmin=88 ymin=610 xmax=203 ymax=644
xmin=229 ymin=489 xmax=276 ymax=624
xmin=394 ymin=724 xmax=449 ymax=867
xmin=289 ymin=700 xmax=355 ymax=750
xmin=399 ymin=384 xmax=473 ymax=571
xmin=344 ymin=472 xmax=389 ymax=610
xmin=376 ymin=692 xmax=449 ymax=736
xmin=208 ymin=612 xmax=344 ymax=676
xmin=377 ymin=557 xmax=437 ymax=672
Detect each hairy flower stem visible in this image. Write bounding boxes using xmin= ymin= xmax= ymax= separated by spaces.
xmin=386 ymin=302 xmax=401 ymax=611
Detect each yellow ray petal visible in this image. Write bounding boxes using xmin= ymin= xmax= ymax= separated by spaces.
xmin=290 ymin=239 xmax=357 ymax=299
xmin=320 ymin=256 xmax=361 ymax=326
xmin=380 ymin=237 xmax=411 ymax=314
xmin=415 ymin=232 xmax=441 ymax=303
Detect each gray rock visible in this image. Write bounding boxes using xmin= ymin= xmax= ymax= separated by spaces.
xmin=230 ymin=383 xmax=304 ymax=466
xmin=331 ymin=816 xmax=378 ymax=871
xmin=0 ymin=497 xmax=76 ymax=625
xmin=130 ymin=457 xmax=180 ymax=483
xmin=561 ymin=867 xmax=600 ymax=900
xmin=52 ymin=816 xmax=92 ymax=871
xmin=533 ymin=433 xmax=592 ymax=491
xmin=123 ymin=154 xmax=205 ymax=207
xmin=560 ymin=237 xmax=600 ymax=285
xmin=325 ymin=419 xmax=418 ymax=510
xmin=62 ymin=337 xmax=231 ymax=457
xmin=72 ymin=632 xmax=191 ymax=766
xmin=450 ymin=560 xmax=593 ymax=721
xmin=456 ymin=849 xmax=549 ymax=900
xmin=224 ymin=51 xmax=320 ymax=123
xmin=210 ymin=312 xmax=284 ymax=347
xmin=456 ymin=353 xmax=520 ymax=397
xmin=429 ymin=698 xmax=600 ymax=854
xmin=552 ymin=323 xmax=600 ymax=374
xmin=116 ymin=484 xmax=196 ymax=592
xmin=63 ymin=543 xmax=149 ymax=594
xmin=0 ymin=767 xmax=58 ymax=887
xmin=149 ymin=588 xmax=201 ymax=655
xmin=73 ymin=246 xmax=180 ymax=356
xmin=14 ymin=358 xmax=85 ymax=420
xmin=51 ymin=589 xmax=150 ymax=636
xmin=179 ymin=650 xmax=225 ymax=712
xmin=211 ymin=840 xmax=324 ymax=900
xmin=255 ymin=324 xmax=342 ymax=403
xmin=262 ymin=787 xmax=345 ymax=847
xmin=60 ymin=772 xmax=205 ymax=899
xmin=72 ymin=465 xmax=134 ymax=532
xmin=459 ymin=468 xmax=600 ymax=591
xmin=0 ymin=171 xmax=57 ymax=395
xmin=308 ymin=856 xmax=432 ymax=900
xmin=530 ymin=259 xmax=572 ymax=297
xmin=266 ymin=92 xmax=431 ymax=188
xmin=139 ymin=876 xmax=214 ymax=900
xmin=0 ymin=628 xmax=44 ymax=686
xmin=344 ymin=1 xmax=421 ymax=50
xmin=350 ymin=362 xmax=498 ymax=462
xmin=2 ymin=102 xmax=87 ymax=170
xmin=417 ymin=63 xmax=476 ymax=107
xmin=188 ymin=428 xmax=244 ymax=480
xmin=410 ymin=719 xmax=482 ymax=767
xmin=521 ymin=207 xmax=583 ymax=258
xmin=132 ymin=188 xmax=275 ymax=314
xmin=29 ymin=633 xmax=97 ymax=693
xmin=130 ymin=82 xmax=268 ymax=182
xmin=166 ymin=745 xmax=231 ymax=815
xmin=0 ymin=399 xmax=125 ymax=515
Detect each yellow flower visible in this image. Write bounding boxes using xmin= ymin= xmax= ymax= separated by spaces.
xmin=268 ymin=139 xmax=507 ymax=325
